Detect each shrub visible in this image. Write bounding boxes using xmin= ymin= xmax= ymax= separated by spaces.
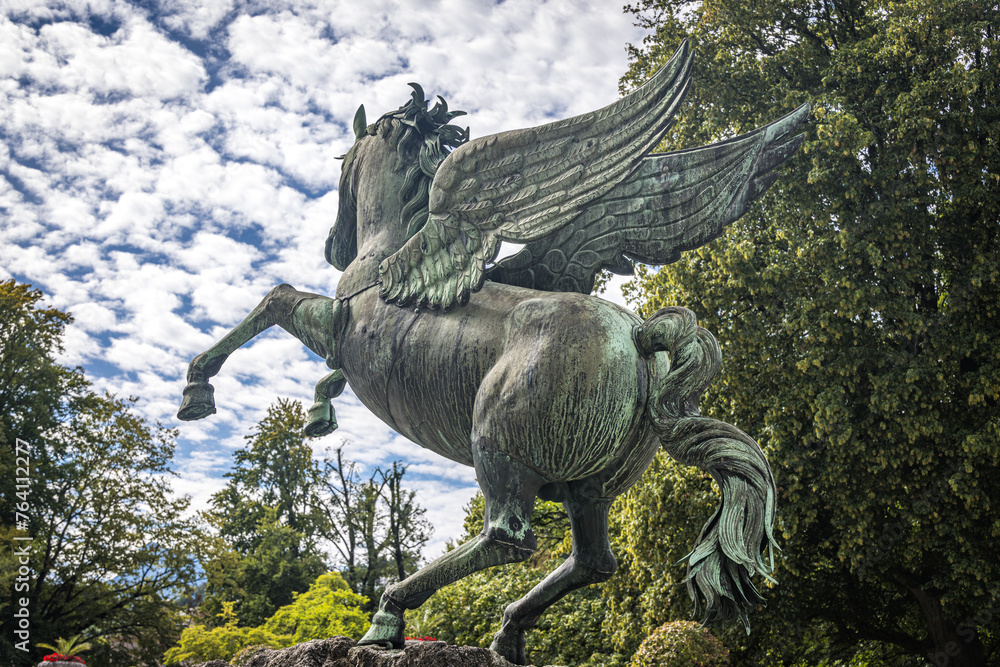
xmin=629 ymin=621 xmax=729 ymax=667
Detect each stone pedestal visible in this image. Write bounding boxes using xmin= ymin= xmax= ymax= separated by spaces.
xmin=195 ymin=637 xmax=565 ymax=667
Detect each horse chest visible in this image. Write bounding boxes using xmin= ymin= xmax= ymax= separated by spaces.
xmin=339 ymin=289 xmax=500 ymax=465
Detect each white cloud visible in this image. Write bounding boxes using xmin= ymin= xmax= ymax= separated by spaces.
xmin=36 ymin=18 xmax=206 ymax=99
xmin=155 ymin=0 xmax=236 ymax=41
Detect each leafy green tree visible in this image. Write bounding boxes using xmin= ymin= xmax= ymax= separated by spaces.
xmin=211 ymin=399 xmax=328 ymax=553
xmin=263 ymin=571 xmax=368 ymax=642
xmin=164 ymin=573 xmax=367 ymax=665
xmin=163 ymin=601 xmax=292 ymax=665
xmin=1 ymin=280 xmax=88 ymax=662
xmin=0 ymin=280 xmax=88 ymax=459
xmin=618 ymin=1 xmax=999 ymax=665
xmin=600 ymin=452 xmax=719 ymax=658
xmin=201 ymin=508 xmax=327 ymax=628
xmin=201 ymin=399 xmax=330 ymax=627
xmin=1 ymin=279 xmax=204 ymax=667
xmin=26 ymin=393 xmax=203 ymax=666
xmin=318 ymin=445 xmax=432 ymax=607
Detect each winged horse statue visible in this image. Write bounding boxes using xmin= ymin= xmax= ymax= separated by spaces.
xmin=178 ymin=41 xmax=808 ymax=663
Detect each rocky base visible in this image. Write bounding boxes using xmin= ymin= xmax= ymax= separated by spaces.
xmin=195 ymin=636 xmax=564 ymax=667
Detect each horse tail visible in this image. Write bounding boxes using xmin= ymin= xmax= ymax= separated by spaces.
xmin=634 ymin=306 xmax=778 ymax=632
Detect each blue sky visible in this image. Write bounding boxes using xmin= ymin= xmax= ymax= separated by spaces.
xmin=0 ymin=0 xmax=650 ymax=559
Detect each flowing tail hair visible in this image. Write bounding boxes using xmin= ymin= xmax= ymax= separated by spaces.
xmin=634 ymin=306 xmax=778 ymax=632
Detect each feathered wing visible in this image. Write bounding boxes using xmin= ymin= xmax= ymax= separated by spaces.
xmin=378 ymin=40 xmax=694 ymax=310
xmin=486 ymin=103 xmax=811 ymax=294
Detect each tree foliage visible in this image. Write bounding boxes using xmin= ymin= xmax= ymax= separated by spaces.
xmin=601 ymin=452 xmax=719 ymax=657
xmin=318 ymin=444 xmax=432 ymax=607
xmin=200 ymin=409 xmax=432 ymax=624
xmin=210 ymin=398 xmax=328 ymax=554
xmin=164 ymin=572 xmax=368 ymax=665
xmin=619 ymin=1 xmax=999 ymax=665
xmin=200 ymin=509 xmax=327 ymax=629
xmin=0 ymin=280 xmax=87 ymax=456
xmin=628 ymin=621 xmax=729 ymax=667
xmin=201 ymin=399 xmax=334 ymax=627
xmin=263 ymin=571 xmax=368 ymax=643
xmin=0 ymin=281 xmax=204 ymax=667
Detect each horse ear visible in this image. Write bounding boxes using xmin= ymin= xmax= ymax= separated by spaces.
xmin=353 ymin=105 xmax=367 ymax=140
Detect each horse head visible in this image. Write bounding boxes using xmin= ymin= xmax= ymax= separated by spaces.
xmin=325 ymin=86 xmax=469 ymax=271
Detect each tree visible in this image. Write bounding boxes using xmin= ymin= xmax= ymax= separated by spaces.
xmin=201 ymin=407 xmax=326 ymax=626
xmin=164 ymin=572 xmax=368 ymax=665
xmin=600 ymin=452 xmax=720 ymax=658
xmin=319 ymin=446 xmax=365 ymax=591
xmin=619 ymin=1 xmax=999 ymax=665
xmin=381 ymin=461 xmax=432 ymax=583
xmin=0 ymin=280 xmax=88 ymax=459
xmin=200 ymin=509 xmax=327 ymax=629
xmin=1 ymin=282 xmax=204 ymax=666
xmin=201 ymin=399 xmax=330 ymax=627
xmin=318 ymin=444 xmax=432 ymax=607
xmin=26 ymin=393 xmax=203 ymax=666
xmin=262 ymin=571 xmax=368 ymax=642
xmin=210 ymin=399 xmax=328 ymax=553
xmin=1 ymin=281 xmax=89 ymax=661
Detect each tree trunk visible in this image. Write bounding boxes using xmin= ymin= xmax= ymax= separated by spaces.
xmin=895 ymin=573 xmax=988 ymax=667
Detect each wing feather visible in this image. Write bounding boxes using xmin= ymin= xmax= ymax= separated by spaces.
xmin=379 ymin=40 xmax=695 ymax=309
xmin=488 ymin=103 xmax=811 ymax=293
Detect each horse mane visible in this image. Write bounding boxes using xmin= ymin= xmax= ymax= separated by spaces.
xmin=371 ymin=85 xmax=469 ymax=240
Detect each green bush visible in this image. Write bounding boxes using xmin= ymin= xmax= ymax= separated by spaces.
xmin=161 ymin=622 xmax=290 ymax=665
xmin=163 ymin=572 xmax=367 ymax=665
xmin=629 ymin=621 xmax=729 ymax=667
xmin=263 ymin=572 xmax=369 ymax=641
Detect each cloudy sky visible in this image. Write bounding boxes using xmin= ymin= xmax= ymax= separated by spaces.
xmin=0 ymin=0 xmax=653 ymax=559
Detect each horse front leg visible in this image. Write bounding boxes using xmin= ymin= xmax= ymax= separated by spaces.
xmin=177 ymin=284 xmax=346 ymax=426
xmin=304 ymin=368 xmax=346 ymax=436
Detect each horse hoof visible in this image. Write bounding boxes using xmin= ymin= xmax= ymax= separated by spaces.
xmin=358 ymin=609 xmax=405 ymax=649
xmin=304 ymin=401 xmax=337 ymax=437
xmin=177 ymin=382 xmax=217 ymax=421
xmin=490 ymin=625 xmax=527 ymax=665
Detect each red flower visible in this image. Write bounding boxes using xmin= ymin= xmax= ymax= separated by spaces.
xmin=42 ymin=655 xmax=85 ymax=664
xmin=404 ymin=637 xmax=438 ymax=642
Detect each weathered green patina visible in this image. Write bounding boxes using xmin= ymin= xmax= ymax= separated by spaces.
xmin=177 ymin=41 xmax=808 ymax=664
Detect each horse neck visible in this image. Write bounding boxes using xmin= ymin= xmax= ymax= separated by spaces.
xmin=336 ymin=137 xmax=415 ymax=299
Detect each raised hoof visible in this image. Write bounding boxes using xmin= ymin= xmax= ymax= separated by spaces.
xmin=304 ymin=400 xmax=337 ymax=437
xmin=177 ymin=382 xmax=217 ymax=421
xmin=490 ymin=624 xmax=527 ymax=665
xmin=358 ymin=609 xmax=405 ymax=650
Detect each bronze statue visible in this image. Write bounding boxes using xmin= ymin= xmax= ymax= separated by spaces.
xmin=177 ymin=41 xmax=807 ymax=664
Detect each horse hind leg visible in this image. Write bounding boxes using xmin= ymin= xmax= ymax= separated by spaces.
xmin=177 ymin=284 xmax=345 ymax=424
xmin=359 ymin=441 xmax=545 ymax=652
xmin=490 ymin=489 xmax=617 ymax=665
